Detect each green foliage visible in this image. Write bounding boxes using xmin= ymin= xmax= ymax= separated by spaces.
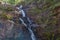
xmin=8 ymin=0 xmax=15 ymax=4
xmin=0 ymin=12 xmax=13 ymax=20
xmin=0 ymin=0 xmax=23 ymax=5
xmin=0 ymin=13 xmax=7 ymax=19
xmin=0 ymin=6 xmax=13 ymax=11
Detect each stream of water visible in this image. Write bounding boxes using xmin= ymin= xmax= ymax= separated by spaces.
xmin=18 ymin=5 xmax=36 ymax=40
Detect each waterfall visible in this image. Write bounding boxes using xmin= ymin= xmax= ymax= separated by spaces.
xmin=19 ymin=18 xmax=36 ymax=40
xmin=17 ymin=5 xmax=36 ymax=40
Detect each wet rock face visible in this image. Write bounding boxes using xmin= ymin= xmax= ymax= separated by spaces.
xmin=0 ymin=19 xmax=32 ymax=40
xmin=0 ymin=20 xmax=14 ymax=39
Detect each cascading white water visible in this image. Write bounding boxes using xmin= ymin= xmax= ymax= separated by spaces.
xmin=20 ymin=10 xmax=26 ymax=17
xmin=18 ymin=5 xmax=36 ymax=40
xmin=28 ymin=27 xmax=36 ymax=40
xmin=19 ymin=18 xmax=36 ymax=40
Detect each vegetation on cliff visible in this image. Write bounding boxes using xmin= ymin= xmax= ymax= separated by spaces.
xmin=0 ymin=0 xmax=60 ymax=40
